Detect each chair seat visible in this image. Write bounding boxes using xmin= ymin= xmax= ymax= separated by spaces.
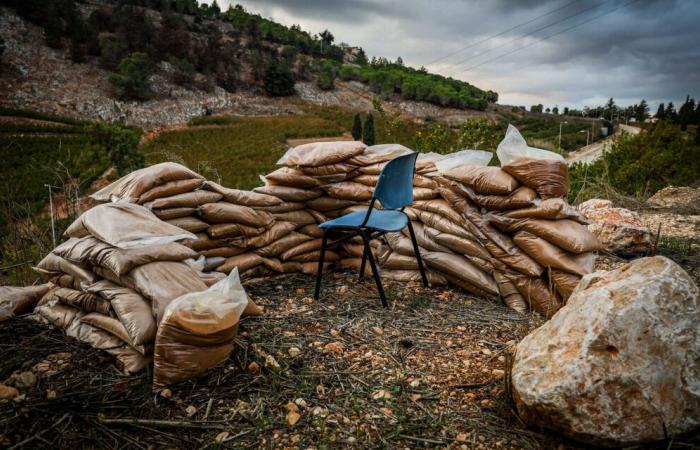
xmin=319 ymin=209 xmax=408 ymax=232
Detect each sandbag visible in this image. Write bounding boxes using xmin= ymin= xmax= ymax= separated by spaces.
xmin=198 ymin=271 xmax=227 ymax=286
xmin=493 ymin=271 xmax=528 ymax=313
xmin=351 ymin=174 xmax=379 ymax=187
xmin=279 ymin=141 xmax=366 ymax=167
xmin=413 ymin=175 xmax=438 ymax=190
xmin=153 ymin=268 xmax=249 ymax=387
xmin=504 ymin=198 xmax=588 ymax=223
xmin=199 ymin=202 xmax=274 ymax=228
xmin=385 ymin=232 xmax=419 ymax=256
xmin=306 ymin=196 xmax=358 ymax=212
xmin=502 ymin=159 xmax=569 ymax=199
xmin=442 ymin=165 xmax=518 ymax=195
xmin=289 ymin=250 xmax=340 ymax=263
xmin=307 ymin=209 xmax=328 ymax=224
xmin=91 ymin=162 xmax=203 ymax=203
xmin=280 ymin=239 xmax=322 ymax=261
xmin=204 ymin=181 xmax=282 ymax=206
xmin=87 ymin=280 xmax=156 ymax=346
xmin=262 ymin=258 xmax=301 ymax=273
xmin=256 ymin=202 xmax=306 ymax=213
xmin=378 ymin=251 xmax=419 ymax=270
xmin=338 ymin=258 xmax=373 ymax=277
xmin=183 ymin=233 xmax=230 ymax=251
xmin=422 ymin=252 xmax=498 ymax=295
xmin=461 ymin=186 xmax=538 ymax=211
xmin=81 ymin=312 xmax=149 ymax=355
xmin=382 ymin=269 xmax=448 ymax=286
xmin=401 ymin=223 xmax=452 ymax=253
xmin=253 ymin=185 xmax=323 ymax=202
xmin=299 ymin=261 xmax=332 ymax=275
xmin=166 ymin=215 xmax=209 ymax=233
xmin=138 ymin=178 xmax=204 ymax=204
xmin=415 ymin=210 xmax=473 ymax=239
xmin=504 ymin=272 xmax=562 ymax=319
xmin=145 ymin=190 xmax=222 ymax=210
xmin=53 ymin=237 xmax=197 ymax=276
xmin=65 ymin=203 xmax=195 ymax=248
xmin=50 ymin=274 xmax=82 ymax=290
xmin=411 ymin=199 xmax=463 ymax=224
xmin=264 ymin=167 xmax=319 ymax=188
xmin=549 ymin=270 xmax=581 ymax=302
xmin=424 ymin=228 xmax=491 ymax=259
xmin=299 ymin=163 xmax=357 ymax=180
xmin=204 ymin=257 xmax=227 ymax=271
xmin=35 ymin=253 xmax=99 ymax=286
xmin=341 ymin=243 xmax=366 ymax=258
xmin=153 ymin=207 xmax=198 ymax=220
xmin=346 ymin=143 xmax=412 ymax=166
xmin=413 ymin=187 xmax=438 ymax=201
xmin=442 ymin=274 xmax=498 ymax=298
xmin=201 ymin=246 xmax=247 ymax=258
xmin=48 ymin=287 xmax=112 ymax=315
xmin=217 ymin=253 xmax=264 ymax=274
xmin=513 ymin=231 xmax=595 ymax=276
xmin=256 ymin=232 xmax=312 ymax=257
xmin=125 ymin=261 xmax=208 ymax=323
xmin=207 ymin=223 xmax=265 ymax=239
xmin=358 ymin=162 xmax=387 ymax=175
xmin=488 ymin=216 xmax=600 ymax=254
xmin=272 ymin=210 xmax=317 ymax=226
xmin=0 ymin=284 xmax=51 ymax=321
xmin=236 ymin=222 xmax=298 ymax=248
xmin=321 ymin=182 xmax=374 ymax=201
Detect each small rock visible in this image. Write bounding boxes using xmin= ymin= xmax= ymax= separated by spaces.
xmin=323 ymin=341 xmax=344 ymax=355
xmin=15 ymin=371 xmax=37 ymax=388
xmin=311 ymin=406 xmax=328 ymax=417
xmin=286 ymin=410 xmax=301 ymax=426
xmin=336 ymin=285 xmax=349 ymax=294
xmin=264 ymin=355 xmax=280 ymax=369
xmin=288 ymin=347 xmax=301 ymax=357
xmin=578 ymin=199 xmax=651 ymax=255
xmin=409 ymin=379 xmax=420 ymax=388
xmin=0 ymin=384 xmax=19 ymax=400
xmin=159 ymin=388 xmax=173 ymax=398
xmin=481 ymin=348 xmax=492 ymax=356
xmin=214 ymin=431 xmax=229 ymax=443
xmin=248 ymin=362 xmax=260 ymax=374
xmin=370 ymin=327 xmax=383 ymax=335
xmin=185 ymin=405 xmax=197 ymax=417
xmin=371 ymin=389 xmax=391 ymax=400
xmin=492 ymin=369 xmax=505 ymax=379
xmin=456 ymin=432 xmax=470 ymax=442
xmin=294 ymin=398 xmax=308 ymax=408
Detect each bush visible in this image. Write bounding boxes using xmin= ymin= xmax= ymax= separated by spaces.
xmin=87 ymin=123 xmax=144 ymax=176
xmin=264 ymin=59 xmax=295 ymax=97
xmin=109 ymin=52 xmax=153 ymax=101
xmin=362 ymin=114 xmax=375 ymax=146
xmin=317 ymin=60 xmax=335 ymax=90
xmin=351 ymin=113 xmax=362 ymax=140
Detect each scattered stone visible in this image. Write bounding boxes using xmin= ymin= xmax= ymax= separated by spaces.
xmin=15 ymin=371 xmax=37 ymax=388
xmin=491 ymin=369 xmax=505 ymax=379
xmin=159 ymin=388 xmax=172 ymax=398
xmin=288 ymin=347 xmax=301 ymax=357
xmin=578 ymin=198 xmax=651 ymax=255
xmin=648 ymin=186 xmax=700 ymax=211
xmin=370 ymin=326 xmax=383 ymax=335
xmin=247 ymin=362 xmax=260 ymax=374
xmin=336 ymin=285 xmax=349 ymax=294
xmin=323 ymin=341 xmax=344 ymax=355
xmin=185 ymin=405 xmax=197 ymax=417
xmin=511 ymin=256 xmax=700 ymax=446
xmin=214 ymin=431 xmax=229 ymax=443
xmin=264 ymin=355 xmax=280 ymax=369
xmin=0 ymin=384 xmax=19 ymax=400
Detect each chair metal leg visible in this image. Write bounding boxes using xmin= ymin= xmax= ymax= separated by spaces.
xmin=314 ymin=230 xmax=329 ymax=300
xmin=360 ymin=230 xmax=387 ymax=308
xmin=359 ymin=243 xmax=368 ymax=282
xmin=406 ymin=221 xmax=429 ymax=288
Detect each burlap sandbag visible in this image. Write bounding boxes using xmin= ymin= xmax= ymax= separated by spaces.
xmin=264 ymin=167 xmax=320 ymax=188
xmin=207 ymin=223 xmax=265 ymax=239
xmin=467 ymin=255 xmax=495 ymax=274
xmin=290 ymin=250 xmax=340 ymax=263
xmin=299 ymin=163 xmax=357 ymax=181
xmin=400 ymin=223 xmax=452 ymax=253
xmin=204 ymin=181 xmax=282 ymax=207
xmin=307 ymin=209 xmax=328 ymax=224
xmin=383 ymin=269 xmax=448 ymax=286
xmin=504 ymin=198 xmax=588 ymax=223
xmin=49 ymin=274 xmax=81 ymax=290
xmin=504 ymin=272 xmax=562 ymax=319
xmin=422 ymin=252 xmax=498 ymax=295
xmin=153 ymin=207 xmax=198 ymax=220
xmin=411 ymin=199 xmax=463 ymax=224
xmin=378 ymin=251 xmax=419 ymax=270
xmin=235 ymin=222 xmax=297 ymax=248
xmin=351 ymin=174 xmax=379 ymax=187
xmin=502 ymin=158 xmax=569 ymax=199
xmin=306 ymin=196 xmax=358 ymax=212
xmin=442 ymin=273 xmax=498 ymax=298
xmin=341 ymin=243 xmax=366 ymax=258
xmin=280 ymin=141 xmax=366 ymax=167
xmin=550 ymin=270 xmax=581 ymax=302
xmin=385 ymin=232 xmax=419 ymax=256
xmin=513 ymin=231 xmax=595 ymax=276
xmin=54 ymin=237 xmax=197 ymax=277
xmin=153 ymin=269 xmax=249 ymax=387
xmin=183 ymin=233 xmax=230 ymax=251
xmin=204 ymin=257 xmax=227 ymax=271
xmin=415 ymin=210 xmax=473 ymax=239
xmin=47 ymin=287 xmax=112 ymax=315
xmin=256 ymin=202 xmax=306 ymax=213
xmin=442 ymin=165 xmax=518 ymax=195
xmin=65 ymin=203 xmax=195 ymax=248
xmin=493 ymin=271 xmax=528 ymax=313
xmin=91 ymin=162 xmax=203 ymax=203
xmin=125 ymin=261 xmax=208 ymax=323
xmin=166 ymin=216 xmax=210 ymax=233
xmin=201 ymin=246 xmax=247 ymax=258
xmin=322 ymin=182 xmax=374 ymax=201
xmin=488 ymin=216 xmax=600 ymax=254
xmin=272 ymin=210 xmax=317 ymax=226
xmin=423 ymin=228 xmax=491 ymax=259
xmin=199 ymin=202 xmax=274 ymax=228
xmin=0 ymin=284 xmax=51 ymax=321
xmin=280 ymin=239 xmax=322 ymax=261
xmin=81 ymin=312 xmax=150 ymax=355
xmin=35 ymin=253 xmax=99 ymax=286
xmin=257 ymin=232 xmax=312 ymax=257
xmin=87 ymin=280 xmax=156 ymax=346
xmin=460 ymin=186 xmax=538 ymax=211
xmin=299 ymin=261 xmax=332 ymax=275
xmin=254 ymin=185 xmax=323 ymax=202
xmin=262 ymin=258 xmax=301 ymax=273
xmin=413 ymin=187 xmax=438 ymax=201
xmin=145 ymin=190 xmax=222 ymax=210
xmin=138 ymin=178 xmax=205 ymax=204
xmin=198 ymin=270 xmax=227 ymax=286
xmin=346 ymin=143 xmax=412 ymax=166
xmin=358 ymin=162 xmax=387 ymax=175
xmin=217 ymin=253 xmax=264 ymax=274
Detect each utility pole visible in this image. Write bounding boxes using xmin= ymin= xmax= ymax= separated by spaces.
xmin=558 ymin=121 xmax=567 ymax=153
xmin=45 ymin=184 xmax=56 ymax=248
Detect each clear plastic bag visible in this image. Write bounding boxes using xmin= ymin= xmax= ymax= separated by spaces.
xmin=496 ymin=125 xmax=564 ymax=166
xmin=435 ymin=149 xmax=494 ymax=173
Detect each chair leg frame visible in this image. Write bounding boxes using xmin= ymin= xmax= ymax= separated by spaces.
xmin=406 ymin=221 xmax=430 ymax=288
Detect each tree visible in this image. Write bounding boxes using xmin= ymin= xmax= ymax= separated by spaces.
xmin=88 ymin=123 xmax=144 ymax=176
xmin=656 ymin=103 xmax=665 ymax=120
xmin=317 ymin=60 xmax=335 ymax=90
xmin=563 ymin=107 xmax=569 ymax=116
xmin=362 ymin=114 xmax=375 ymax=146
xmin=545 ymin=107 xmax=551 ymax=114
xmin=352 ymin=113 xmax=362 ymax=140
xmin=678 ymin=95 xmax=696 ymax=131
xmin=264 ymin=59 xmax=295 ymax=96
xmin=108 ymin=52 xmax=152 ymax=101
xmin=530 ymin=104 xmax=543 ymax=113
xmin=209 ymin=0 xmax=221 ymax=16
xmin=396 ymin=56 xmax=404 ymax=66
xmin=552 ymin=105 xmax=559 ymax=115
xmin=634 ymin=99 xmax=649 ymax=122
xmin=319 ymin=29 xmax=334 ymax=45
xmin=666 ymin=102 xmax=677 ymax=122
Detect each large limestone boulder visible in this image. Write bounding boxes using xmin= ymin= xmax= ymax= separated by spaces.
xmin=649 ymin=186 xmax=700 ymax=212
xmin=578 ymin=198 xmax=651 ymax=255
xmin=510 ymin=256 xmax=700 ymax=447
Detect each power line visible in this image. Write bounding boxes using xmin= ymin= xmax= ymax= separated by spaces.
xmin=452 ymin=0 xmax=640 ymax=76
xmin=424 ymin=0 xmax=580 ymax=67
xmin=443 ymin=0 xmax=613 ymax=76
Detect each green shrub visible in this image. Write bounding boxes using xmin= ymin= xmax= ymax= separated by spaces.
xmin=264 ymin=59 xmax=295 ymax=97
xmin=351 ymin=113 xmax=362 ymax=140
xmin=87 ymin=123 xmax=144 ymax=176
xmin=109 ymin=52 xmax=153 ymax=101
xmin=362 ymin=114 xmax=375 ymax=146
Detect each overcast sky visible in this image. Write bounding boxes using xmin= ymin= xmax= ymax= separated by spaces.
xmin=224 ymin=0 xmax=699 ymax=110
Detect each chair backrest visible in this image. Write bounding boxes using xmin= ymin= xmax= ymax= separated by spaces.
xmin=373 ymin=152 xmax=418 ymax=210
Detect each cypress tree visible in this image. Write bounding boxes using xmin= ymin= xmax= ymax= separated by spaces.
xmin=352 ymin=113 xmax=362 ymax=140
xmin=362 ymin=114 xmax=375 ymax=146
xmin=656 ymin=103 xmax=665 ymax=120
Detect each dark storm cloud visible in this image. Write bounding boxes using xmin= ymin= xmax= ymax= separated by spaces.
xmin=224 ymin=0 xmax=700 ymax=108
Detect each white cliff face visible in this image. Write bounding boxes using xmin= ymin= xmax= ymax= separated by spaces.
xmin=510 ymin=256 xmax=700 ymax=447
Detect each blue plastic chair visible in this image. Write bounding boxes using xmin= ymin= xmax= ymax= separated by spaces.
xmin=314 ymin=152 xmax=429 ymax=307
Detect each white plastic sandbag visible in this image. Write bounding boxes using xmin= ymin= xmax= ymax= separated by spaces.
xmin=435 ymin=149 xmax=494 ymax=173
xmin=496 ymin=125 xmax=564 ymax=166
